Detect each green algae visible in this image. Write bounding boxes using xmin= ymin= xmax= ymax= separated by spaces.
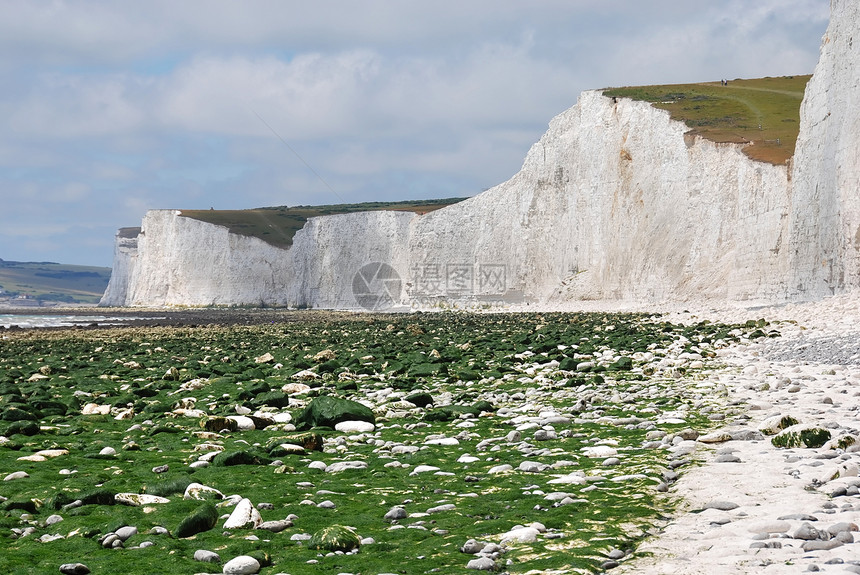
xmin=0 ymin=311 xmax=770 ymax=574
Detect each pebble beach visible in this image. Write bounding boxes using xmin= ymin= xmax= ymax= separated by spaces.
xmin=608 ymin=293 xmax=860 ymax=574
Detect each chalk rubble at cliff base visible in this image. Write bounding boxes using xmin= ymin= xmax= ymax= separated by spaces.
xmin=611 ymin=292 xmax=860 ymax=575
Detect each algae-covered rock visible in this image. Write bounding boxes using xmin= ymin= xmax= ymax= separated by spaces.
xmin=408 ymin=363 xmax=444 ymax=378
xmin=79 ymin=489 xmax=116 ymax=506
xmin=771 ymin=424 xmax=832 ymax=449
xmin=201 ymin=416 xmax=239 ymax=433
xmin=760 ymin=414 xmax=800 ymax=435
xmin=294 ymin=395 xmax=375 ymax=430
xmin=404 ymin=392 xmax=434 ymax=408
xmin=251 ymin=391 xmax=290 ymax=408
xmin=175 ymin=502 xmax=218 ymax=538
xmin=183 ymin=482 xmax=224 ymax=501
xmin=212 ymin=450 xmax=272 ymax=467
xmin=308 ymin=524 xmax=361 ymax=552
xmin=610 ymin=356 xmax=634 ymax=371
xmin=4 ymin=420 xmax=40 ymax=436
xmin=424 ymin=401 xmax=494 ymax=422
xmin=1 ymin=406 xmax=37 ymax=422
xmin=143 ymin=476 xmax=193 ymax=498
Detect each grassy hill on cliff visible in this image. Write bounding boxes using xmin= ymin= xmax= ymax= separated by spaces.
xmin=179 ymin=198 xmax=466 ymax=250
xmin=603 ymin=75 xmax=810 ymax=165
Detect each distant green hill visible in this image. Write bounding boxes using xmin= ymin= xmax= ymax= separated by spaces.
xmin=0 ymin=260 xmax=111 ymax=305
xmin=603 ymin=75 xmax=810 ymax=165
xmin=180 ymin=197 xmax=467 ymax=250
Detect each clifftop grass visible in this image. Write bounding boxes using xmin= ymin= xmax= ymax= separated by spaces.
xmin=603 ymin=75 xmax=811 ymax=165
xmin=179 ymin=198 xmax=466 ymax=250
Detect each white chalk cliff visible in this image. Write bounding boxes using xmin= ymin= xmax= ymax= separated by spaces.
xmin=101 ymin=0 xmax=859 ymax=309
xmin=788 ymin=0 xmax=860 ymax=299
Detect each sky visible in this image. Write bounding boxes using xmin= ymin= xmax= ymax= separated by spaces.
xmin=0 ymin=0 xmax=831 ymax=268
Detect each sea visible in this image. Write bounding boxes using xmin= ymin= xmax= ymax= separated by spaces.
xmin=0 ymin=314 xmax=142 ymax=329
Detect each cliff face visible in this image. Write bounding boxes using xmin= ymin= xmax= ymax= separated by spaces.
xmin=101 ymin=2 xmax=857 ymax=309
xmin=119 ymin=211 xmax=292 ymax=307
xmin=102 ymin=209 xmax=413 ymax=308
xmin=99 ymin=227 xmax=140 ymax=307
xmin=788 ymin=0 xmax=860 ymax=299
xmin=408 ymin=92 xmax=791 ymax=305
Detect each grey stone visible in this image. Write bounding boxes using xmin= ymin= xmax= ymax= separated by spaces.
xmin=778 ymin=513 xmax=817 ymax=521
xmin=703 ymin=500 xmax=739 ymax=511
xmin=325 ymin=461 xmax=368 ymax=473
xmin=193 ymin=549 xmax=221 ymax=563
xmin=801 ymin=540 xmax=843 ymax=552
xmin=461 ymin=539 xmax=486 ymax=554
xmin=384 ymin=506 xmax=407 ymax=522
xmin=715 ymin=454 xmax=742 ymax=463
xmin=749 ymin=541 xmax=782 ymax=549
xmin=59 ymin=564 xmax=90 ymax=575
xmin=115 ymin=525 xmax=137 ymax=541
xmin=793 ymin=522 xmax=823 ymax=541
xmin=731 ymin=430 xmax=765 ymax=441
xmin=533 ymin=429 xmax=557 ymax=441
xmin=827 ymin=521 xmax=858 ymax=536
xmin=257 ymin=519 xmax=293 ymax=533
xmin=835 ymin=531 xmax=855 ymax=543
xmin=222 ymin=555 xmax=261 ymax=574
xmin=519 ymin=461 xmax=549 ymax=473
xmin=466 ymin=557 xmax=497 ymax=570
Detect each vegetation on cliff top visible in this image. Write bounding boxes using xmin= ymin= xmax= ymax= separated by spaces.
xmin=179 ymin=198 xmax=467 ymax=250
xmin=603 ymin=75 xmax=811 ymax=165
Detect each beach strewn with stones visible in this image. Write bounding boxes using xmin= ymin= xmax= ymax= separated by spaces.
xmin=0 ymin=309 xmax=777 ymax=573
xmin=612 ymin=295 xmax=860 ymax=575
xmin=1 ymin=300 xmax=859 ymax=574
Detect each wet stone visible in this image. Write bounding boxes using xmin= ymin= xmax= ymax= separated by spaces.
xmin=59 ymin=564 xmax=90 ymax=575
